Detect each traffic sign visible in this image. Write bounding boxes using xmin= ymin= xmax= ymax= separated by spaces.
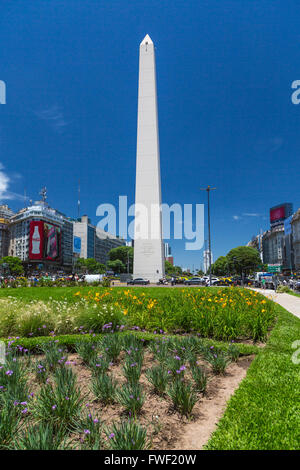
xmin=267 ymin=265 xmax=282 ymax=273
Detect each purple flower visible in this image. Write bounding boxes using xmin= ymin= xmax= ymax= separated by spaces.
xmin=5 ymin=370 xmax=13 ymax=376
xmin=84 ymin=429 xmax=90 ymax=434
xmin=52 ymin=405 xmax=57 ymax=410
xmin=21 ymin=408 xmax=28 ymax=414
xmin=109 ymin=433 xmax=115 ymax=439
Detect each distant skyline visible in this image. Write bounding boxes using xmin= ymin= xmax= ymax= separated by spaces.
xmin=0 ymin=1 xmax=300 ymax=270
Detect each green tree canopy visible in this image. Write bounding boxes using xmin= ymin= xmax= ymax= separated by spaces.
xmin=75 ymin=258 xmax=106 ymax=274
xmin=108 ymin=246 xmax=133 ymax=273
xmin=0 ymin=256 xmax=24 ymax=276
xmin=211 ymin=256 xmax=228 ymax=276
xmin=226 ymin=246 xmax=262 ymax=275
xmin=107 ymin=259 xmax=126 ymax=274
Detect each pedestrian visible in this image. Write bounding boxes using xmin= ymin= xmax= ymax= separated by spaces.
xmin=171 ymin=276 xmax=175 ymax=286
xmin=261 ymin=278 xmax=266 ymax=289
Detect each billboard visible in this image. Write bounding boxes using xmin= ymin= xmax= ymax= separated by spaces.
xmin=73 ymin=236 xmax=81 ymax=254
xmin=29 ymin=221 xmax=61 ymax=261
xmin=29 ymin=221 xmax=44 ymax=259
xmin=270 ymin=206 xmax=285 ymax=223
xmin=270 ymin=203 xmax=293 ymax=226
xmin=43 ymin=223 xmax=61 ymax=260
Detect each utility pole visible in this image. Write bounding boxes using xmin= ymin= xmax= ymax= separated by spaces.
xmin=201 ymin=186 xmax=216 ymax=286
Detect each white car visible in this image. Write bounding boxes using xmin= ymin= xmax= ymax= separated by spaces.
xmin=205 ymin=277 xmax=219 ymax=286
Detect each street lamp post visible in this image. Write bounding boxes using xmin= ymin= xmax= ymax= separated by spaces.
xmin=201 ymin=186 xmax=216 ymax=286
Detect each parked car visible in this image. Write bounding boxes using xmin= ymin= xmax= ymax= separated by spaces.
xmin=127 ymin=278 xmax=150 ymax=285
xmin=184 ymin=277 xmax=202 ymax=285
xmin=205 ymin=277 xmax=219 ymax=286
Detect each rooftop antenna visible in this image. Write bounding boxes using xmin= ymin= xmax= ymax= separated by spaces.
xmin=78 ymin=179 xmax=80 ymax=219
xmin=39 ymin=186 xmax=47 ymax=203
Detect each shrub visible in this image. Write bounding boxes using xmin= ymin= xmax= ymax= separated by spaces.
xmin=75 ymin=341 xmax=99 ymax=365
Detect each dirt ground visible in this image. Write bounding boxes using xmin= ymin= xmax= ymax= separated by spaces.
xmin=28 ymin=349 xmax=254 ymax=450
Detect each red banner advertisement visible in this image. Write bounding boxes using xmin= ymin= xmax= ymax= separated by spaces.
xmin=270 ymin=206 xmax=285 ymax=223
xmin=43 ymin=223 xmax=61 ymax=260
xmin=29 ymin=221 xmax=44 ymax=259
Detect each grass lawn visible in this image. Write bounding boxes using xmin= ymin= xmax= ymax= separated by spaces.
xmin=205 ymin=303 xmax=300 ymax=450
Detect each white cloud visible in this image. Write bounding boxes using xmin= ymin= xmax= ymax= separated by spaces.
xmin=35 ymin=105 xmax=68 ymax=133
xmin=0 ymin=163 xmax=26 ymax=202
xmin=242 ymin=213 xmax=262 ymax=217
xmin=233 ymin=215 xmax=241 ymax=220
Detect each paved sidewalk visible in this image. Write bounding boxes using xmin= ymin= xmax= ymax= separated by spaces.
xmin=250 ymin=288 xmax=300 ymax=319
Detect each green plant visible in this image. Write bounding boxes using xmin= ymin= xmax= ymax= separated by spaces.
xmin=33 ymin=366 xmax=84 ymax=425
xmin=205 ymin=349 xmax=231 ymax=374
xmin=116 ymin=382 xmax=145 ymax=417
xmin=167 ymin=380 xmax=197 ymax=417
xmin=39 ymin=341 xmax=68 ymax=371
xmin=123 ymin=359 xmax=142 ymax=384
xmin=191 ymin=365 xmax=207 ymax=393
xmin=101 ymin=334 xmax=123 ymax=362
xmin=91 ymin=373 xmax=116 ymax=404
xmin=73 ymin=411 xmax=103 ymax=450
xmin=227 ymin=343 xmax=240 ymax=362
xmin=75 ymin=341 xmax=99 ymax=365
xmin=33 ymin=359 xmax=48 ymax=384
xmin=145 ymin=365 xmax=169 ymax=395
xmin=0 ymin=404 xmax=21 ymax=449
xmin=106 ymin=419 xmax=150 ymax=450
xmin=12 ymin=422 xmax=70 ymax=450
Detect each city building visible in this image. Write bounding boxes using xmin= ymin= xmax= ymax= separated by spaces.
xmin=0 ymin=205 xmax=14 ymax=258
xmin=262 ymin=225 xmax=284 ymax=265
xmin=9 ymin=195 xmax=73 ymax=271
xmin=291 ymin=209 xmax=300 ymax=270
xmin=73 ymin=216 xmax=125 ymax=265
xmin=203 ymin=250 xmax=213 ymax=274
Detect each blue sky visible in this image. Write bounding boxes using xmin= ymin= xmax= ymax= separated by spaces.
xmin=0 ymin=1 xmax=299 ymax=270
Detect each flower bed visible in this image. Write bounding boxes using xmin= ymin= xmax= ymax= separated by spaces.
xmin=0 ymin=333 xmax=252 ymax=450
xmin=0 ymin=287 xmax=275 ymax=342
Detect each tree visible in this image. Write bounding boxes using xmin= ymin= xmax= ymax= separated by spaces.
xmin=75 ymin=258 xmax=106 ymax=274
xmin=226 ymin=246 xmax=262 ymax=276
xmin=211 ymin=256 xmax=228 ymax=276
xmin=0 ymin=256 xmax=24 ymax=276
xmin=108 ymin=246 xmax=133 ymax=273
xmin=165 ymin=260 xmax=176 ymax=275
xmin=107 ymin=259 xmax=126 ymax=274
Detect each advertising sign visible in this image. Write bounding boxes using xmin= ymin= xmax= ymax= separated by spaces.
xmin=270 ymin=206 xmax=285 ymax=223
xmin=43 ymin=223 xmax=61 ymax=260
xmin=29 ymin=221 xmax=44 ymax=259
xmin=73 ymin=236 xmax=81 ymax=254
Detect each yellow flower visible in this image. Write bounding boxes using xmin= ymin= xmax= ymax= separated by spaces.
xmin=123 ymin=309 xmax=128 ymax=315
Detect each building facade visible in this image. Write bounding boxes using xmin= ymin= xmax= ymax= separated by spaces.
xmin=262 ymin=225 xmax=284 ymax=265
xmin=0 ymin=205 xmax=14 ymax=258
xmin=9 ymin=201 xmax=73 ymax=271
xmin=291 ymin=209 xmax=300 ymax=270
xmin=73 ymin=216 xmax=125 ymax=265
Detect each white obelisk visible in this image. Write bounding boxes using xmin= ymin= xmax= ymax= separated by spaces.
xmin=133 ymin=34 xmax=165 ymax=283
